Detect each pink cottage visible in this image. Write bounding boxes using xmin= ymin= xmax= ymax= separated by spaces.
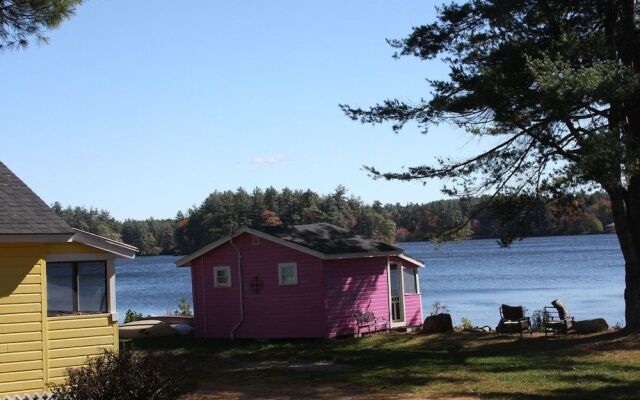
xmin=176 ymin=223 xmax=424 ymax=339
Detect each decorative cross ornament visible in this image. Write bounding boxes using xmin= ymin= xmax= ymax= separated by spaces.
xmin=250 ymin=276 xmax=264 ymax=294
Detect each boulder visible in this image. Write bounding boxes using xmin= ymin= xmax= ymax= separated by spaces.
xmin=422 ymin=313 xmax=453 ymax=334
xmin=574 ymin=318 xmax=609 ymax=334
xmin=470 ymin=326 xmax=493 ymax=335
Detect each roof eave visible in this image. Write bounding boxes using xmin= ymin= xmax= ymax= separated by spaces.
xmin=175 ymin=228 xmax=249 ymax=267
xmin=0 ymin=233 xmax=74 ymax=243
xmin=71 ymin=229 xmax=138 ymax=259
xmin=397 ymin=253 xmax=426 ymax=268
xmin=323 ymin=252 xmax=425 ymax=267
xmin=323 ymin=251 xmax=401 ymax=260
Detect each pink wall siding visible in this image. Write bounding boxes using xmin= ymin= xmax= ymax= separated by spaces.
xmin=191 ymin=266 xmax=204 ymax=337
xmin=190 ymin=233 xmax=326 ymax=339
xmin=403 ymin=294 xmax=423 ymax=327
xmin=323 ymin=257 xmax=390 ymax=337
xmin=236 ymin=234 xmax=326 ymax=338
xmin=190 ymin=240 xmax=242 ymax=339
xmin=188 ymin=237 xmax=424 ymax=339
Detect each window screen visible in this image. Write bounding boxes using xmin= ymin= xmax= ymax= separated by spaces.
xmin=78 ymin=262 xmax=108 ymax=312
xmin=403 ymin=267 xmax=418 ymax=294
xmin=278 ymin=263 xmax=298 ymax=285
xmin=214 ymin=266 xmax=231 ymax=288
xmin=47 ymin=262 xmax=75 ymax=314
xmin=47 ymin=261 xmax=107 ymax=316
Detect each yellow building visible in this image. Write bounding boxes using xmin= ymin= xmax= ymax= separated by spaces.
xmin=0 ymin=162 xmax=137 ymax=397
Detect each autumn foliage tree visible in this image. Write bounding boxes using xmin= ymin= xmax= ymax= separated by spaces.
xmin=173 ymin=186 xmax=398 ymax=254
xmin=342 ymin=1 xmax=640 ymax=330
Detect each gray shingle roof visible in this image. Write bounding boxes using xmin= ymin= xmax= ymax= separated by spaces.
xmin=252 ymin=222 xmax=402 ymax=255
xmin=0 ymin=161 xmax=74 ymax=236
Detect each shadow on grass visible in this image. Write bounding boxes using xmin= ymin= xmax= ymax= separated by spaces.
xmin=481 ymin=381 xmax=640 ymax=400
xmin=128 ymin=331 xmax=640 ymax=399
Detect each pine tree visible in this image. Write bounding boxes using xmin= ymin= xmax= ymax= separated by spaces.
xmin=342 ymin=1 xmax=640 ymax=330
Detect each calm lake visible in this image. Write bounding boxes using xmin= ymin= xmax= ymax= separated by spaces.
xmin=116 ymin=234 xmax=625 ymax=328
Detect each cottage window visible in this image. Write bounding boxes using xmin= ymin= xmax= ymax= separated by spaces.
xmin=213 ymin=266 xmax=231 ymax=288
xmin=47 ymin=261 xmax=107 ymax=316
xmin=278 ymin=262 xmax=298 ymax=285
xmin=403 ymin=266 xmax=419 ymax=294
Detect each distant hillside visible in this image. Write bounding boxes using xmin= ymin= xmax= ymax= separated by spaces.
xmin=53 ymin=188 xmax=612 ymax=256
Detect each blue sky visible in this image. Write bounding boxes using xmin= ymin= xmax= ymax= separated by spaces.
xmin=1 ymin=1 xmax=487 ymax=220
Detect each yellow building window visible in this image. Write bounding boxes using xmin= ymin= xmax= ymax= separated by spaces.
xmin=47 ymin=261 xmax=108 ymax=316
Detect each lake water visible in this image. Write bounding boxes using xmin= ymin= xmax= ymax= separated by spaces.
xmin=116 ymin=234 xmax=626 ymax=328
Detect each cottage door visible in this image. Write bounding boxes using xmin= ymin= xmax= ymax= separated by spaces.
xmin=389 ymin=264 xmax=404 ymax=326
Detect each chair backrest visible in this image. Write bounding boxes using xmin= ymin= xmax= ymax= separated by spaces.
xmin=501 ymin=304 xmax=524 ymax=320
xmin=551 ymin=299 xmax=570 ymax=320
xmin=355 ymin=311 xmax=375 ymax=323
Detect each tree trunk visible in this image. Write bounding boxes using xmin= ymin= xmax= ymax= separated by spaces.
xmin=603 ymin=1 xmax=640 ymax=331
xmin=608 ymin=186 xmax=640 ymax=331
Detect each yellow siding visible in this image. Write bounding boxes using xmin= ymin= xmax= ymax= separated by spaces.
xmin=45 ymin=243 xmax=104 ymax=255
xmin=0 ymin=243 xmax=118 ymax=397
xmin=0 ymin=251 xmax=45 ymax=395
xmin=47 ymin=314 xmax=117 ymax=382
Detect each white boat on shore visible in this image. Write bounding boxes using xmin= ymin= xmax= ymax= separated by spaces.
xmin=119 ymin=317 xmax=194 ymax=339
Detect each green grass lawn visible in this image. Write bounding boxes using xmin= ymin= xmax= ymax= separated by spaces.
xmin=129 ymin=331 xmax=640 ymax=399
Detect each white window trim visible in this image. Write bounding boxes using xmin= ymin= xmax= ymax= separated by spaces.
xmin=45 ymin=253 xmax=117 ymax=321
xmin=278 ymin=262 xmax=298 ymax=286
xmin=213 ymin=266 xmax=232 ymax=288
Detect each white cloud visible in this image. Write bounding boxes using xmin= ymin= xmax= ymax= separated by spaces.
xmin=250 ymin=154 xmax=286 ymax=166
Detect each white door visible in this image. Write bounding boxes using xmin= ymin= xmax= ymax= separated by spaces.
xmin=389 ymin=263 xmax=404 ymax=326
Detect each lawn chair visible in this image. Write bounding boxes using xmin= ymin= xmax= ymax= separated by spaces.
xmin=354 ymin=311 xmax=387 ymax=337
xmin=543 ymin=299 xmax=575 ymax=335
xmin=497 ymin=304 xmax=531 ymax=337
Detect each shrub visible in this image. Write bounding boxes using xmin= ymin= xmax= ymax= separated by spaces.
xmin=530 ymin=309 xmax=550 ymax=332
xmin=177 ymin=295 xmax=193 ymax=317
xmin=51 ymin=348 xmax=188 ymax=400
xmin=460 ymin=317 xmax=473 ymax=331
xmin=124 ymin=309 xmax=143 ymax=323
